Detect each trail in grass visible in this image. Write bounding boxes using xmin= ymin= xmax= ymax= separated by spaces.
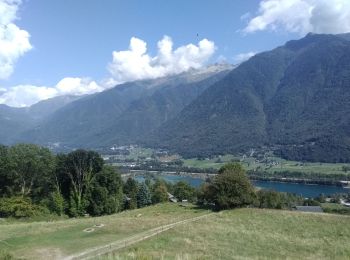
xmin=64 ymin=213 xmax=214 ymax=260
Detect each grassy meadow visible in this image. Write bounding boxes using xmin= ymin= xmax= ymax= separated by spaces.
xmin=0 ymin=204 xmax=206 ymax=259
xmin=104 ymin=208 xmax=350 ymax=260
xmin=1 ymin=203 xmax=349 ymax=259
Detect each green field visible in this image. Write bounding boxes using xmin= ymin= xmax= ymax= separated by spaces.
xmin=1 ymin=204 xmax=350 ymax=259
xmin=106 ymin=208 xmax=350 ymax=260
xmin=183 ymin=154 xmax=350 ymax=176
xmin=0 ymin=204 xmax=206 ymax=259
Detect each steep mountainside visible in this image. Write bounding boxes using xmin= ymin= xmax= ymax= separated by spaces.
xmin=16 ymin=65 xmax=232 ymax=148
xmin=0 ymin=95 xmax=80 ymax=144
xmin=0 ymin=105 xmax=31 ymax=144
xmin=146 ymin=33 xmax=350 ymax=162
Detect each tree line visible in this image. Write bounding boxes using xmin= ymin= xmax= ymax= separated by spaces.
xmin=0 ymin=144 xmax=197 ymax=218
xmin=0 ymin=143 xmax=323 ymax=219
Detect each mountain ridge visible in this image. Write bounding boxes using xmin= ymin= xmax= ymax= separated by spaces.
xmin=144 ymin=33 xmax=350 ymax=162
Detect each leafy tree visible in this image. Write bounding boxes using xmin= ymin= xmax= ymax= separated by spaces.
xmin=123 ymin=177 xmax=138 ymax=209
xmin=256 ymin=190 xmax=283 ymax=209
xmin=7 ymin=144 xmax=55 ymax=200
xmin=173 ymin=181 xmax=196 ymax=202
xmin=48 ymin=190 xmax=65 ymax=216
xmin=197 ymin=182 xmax=216 ymax=206
xmin=151 ymin=179 xmax=168 ymax=204
xmin=0 ymin=145 xmax=11 ymax=196
xmin=136 ymin=182 xmax=152 ymax=208
xmin=63 ymin=149 xmax=103 ymax=216
xmin=206 ymin=163 xmax=256 ymax=210
xmin=144 ymin=177 xmax=152 ymax=188
xmin=87 ymin=166 xmax=123 ymax=215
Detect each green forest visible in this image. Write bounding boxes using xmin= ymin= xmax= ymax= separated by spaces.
xmin=1 ymin=144 xmax=349 ymax=220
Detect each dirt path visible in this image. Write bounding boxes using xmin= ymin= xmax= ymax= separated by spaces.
xmin=64 ymin=213 xmax=213 ymax=260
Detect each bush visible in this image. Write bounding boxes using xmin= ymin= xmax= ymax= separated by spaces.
xmin=256 ymin=190 xmax=283 ymax=209
xmin=303 ymin=199 xmax=321 ymax=206
xmin=48 ymin=191 xmax=65 ymax=216
xmin=255 ymin=190 xmax=303 ymax=209
xmin=0 ymin=197 xmax=49 ymax=218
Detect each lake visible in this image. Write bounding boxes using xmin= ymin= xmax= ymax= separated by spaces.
xmin=134 ymin=174 xmax=349 ymax=198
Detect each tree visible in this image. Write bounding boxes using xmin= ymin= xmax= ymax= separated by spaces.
xmin=151 ymin=179 xmax=168 ymax=204
xmin=0 ymin=145 xmax=11 ymax=196
xmin=63 ymin=150 xmax=103 ymax=216
xmin=137 ymin=182 xmax=152 ymax=208
xmin=206 ymin=163 xmax=256 ymax=210
xmin=48 ymin=190 xmax=65 ymax=216
xmin=256 ymin=190 xmax=283 ymax=209
xmin=87 ymin=166 xmax=123 ymax=216
xmin=173 ymin=181 xmax=195 ymax=202
xmin=7 ymin=144 xmax=55 ymax=200
xmin=123 ymin=178 xmax=138 ymax=209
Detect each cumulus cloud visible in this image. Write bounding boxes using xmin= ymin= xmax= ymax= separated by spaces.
xmin=108 ymin=36 xmax=216 ymax=84
xmin=0 ymin=77 xmax=102 ymax=107
xmin=0 ymin=35 xmax=215 ymax=107
xmin=234 ymin=52 xmax=256 ymax=63
xmin=243 ymin=0 xmax=350 ymax=35
xmin=55 ymin=77 xmax=103 ymax=96
xmin=0 ymin=0 xmax=32 ymax=79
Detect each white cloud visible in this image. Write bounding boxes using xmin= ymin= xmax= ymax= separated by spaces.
xmin=0 ymin=77 xmax=102 ymax=107
xmin=0 ymin=0 xmax=32 ymax=79
xmin=234 ymin=52 xmax=257 ymax=63
xmin=0 ymin=35 xmax=215 ymax=107
xmin=108 ymin=35 xmax=216 ymax=84
xmin=55 ymin=77 xmax=103 ymax=96
xmin=244 ymin=0 xmax=350 ymax=35
xmin=0 ymin=85 xmax=57 ymax=107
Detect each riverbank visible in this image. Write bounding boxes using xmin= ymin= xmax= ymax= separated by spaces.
xmin=124 ymin=169 xmax=350 ymax=187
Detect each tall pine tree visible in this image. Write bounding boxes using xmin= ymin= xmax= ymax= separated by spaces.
xmin=137 ymin=182 xmax=152 ymax=208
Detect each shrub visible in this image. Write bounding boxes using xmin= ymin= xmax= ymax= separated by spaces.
xmin=48 ymin=191 xmax=65 ymax=216
xmin=0 ymin=197 xmax=48 ymax=218
xmin=256 ymin=190 xmax=283 ymax=209
xmin=303 ymin=199 xmax=321 ymax=206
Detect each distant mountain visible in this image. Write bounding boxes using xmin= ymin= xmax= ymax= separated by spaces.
xmin=0 ymin=105 xmax=31 ymax=144
xmin=0 ymin=95 xmax=80 ymax=144
xmin=16 ymin=64 xmax=233 ymax=148
xmin=2 ymin=33 xmax=350 ymax=163
xmin=146 ymin=33 xmax=350 ymax=162
xmin=26 ymin=95 xmax=82 ymax=121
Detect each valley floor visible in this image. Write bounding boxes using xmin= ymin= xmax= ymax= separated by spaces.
xmin=0 ymin=204 xmax=349 ymax=259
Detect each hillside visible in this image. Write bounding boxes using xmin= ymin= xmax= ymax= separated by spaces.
xmin=0 ymin=204 xmax=349 ymax=259
xmin=147 ymin=33 xmax=350 ymax=162
xmin=0 ymin=95 xmax=79 ymax=144
xmin=13 ymin=64 xmax=232 ymax=149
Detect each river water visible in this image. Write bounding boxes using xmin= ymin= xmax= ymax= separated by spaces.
xmin=134 ymin=174 xmax=349 ymax=198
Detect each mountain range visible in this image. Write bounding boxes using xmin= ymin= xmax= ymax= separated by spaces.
xmin=1 ymin=33 xmax=350 ymax=162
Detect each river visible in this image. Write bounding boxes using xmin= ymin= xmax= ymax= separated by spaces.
xmin=134 ymin=174 xmax=349 ymax=198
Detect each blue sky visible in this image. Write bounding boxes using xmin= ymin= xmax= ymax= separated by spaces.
xmin=1 ymin=0 xmax=350 ymax=107
xmin=10 ymin=0 xmax=293 ymax=85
